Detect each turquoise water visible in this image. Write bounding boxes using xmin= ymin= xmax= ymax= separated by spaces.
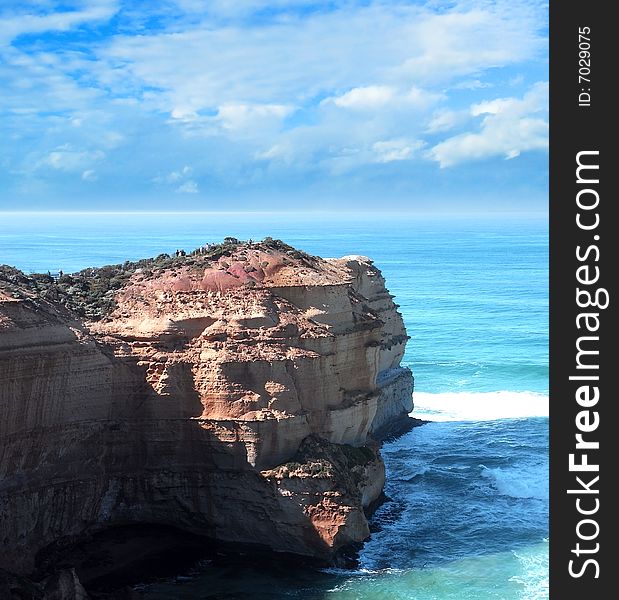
xmin=0 ymin=212 xmax=549 ymax=599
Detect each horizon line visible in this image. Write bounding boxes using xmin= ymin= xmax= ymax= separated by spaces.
xmin=0 ymin=209 xmax=549 ymax=218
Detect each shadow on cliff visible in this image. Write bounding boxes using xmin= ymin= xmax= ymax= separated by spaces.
xmin=35 ymin=524 xmax=353 ymax=598
xmin=23 ymin=339 xmax=341 ymax=596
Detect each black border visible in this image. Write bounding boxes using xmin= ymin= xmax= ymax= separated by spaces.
xmin=550 ymin=2 xmax=612 ymax=596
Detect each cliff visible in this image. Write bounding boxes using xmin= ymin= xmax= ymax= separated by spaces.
xmin=0 ymin=239 xmax=413 ymax=584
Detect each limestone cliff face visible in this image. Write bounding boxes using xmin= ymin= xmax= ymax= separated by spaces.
xmin=0 ymin=240 xmax=413 ymax=576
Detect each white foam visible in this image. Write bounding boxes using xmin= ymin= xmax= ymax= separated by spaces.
xmin=481 ymin=465 xmax=548 ymax=500
xmin=411 ymin=390 xmax=548 ymax=422
xmin=510 ymin=541 xmax=549 ymax=600
xmin=319 ymin=567 xmax=404 ymax=577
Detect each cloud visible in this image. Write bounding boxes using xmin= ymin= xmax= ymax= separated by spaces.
xmin=38 ymin=146 xmax=105 ymax=171
xmin=454 ymin=79 xmax=493 ymax=90
xmin=216 ymin=103 xmax=293 ymax=132
xmin=176 ymin=180 xmax=198 ymax=193
xmin=425 ymin=109 xmax=468 ymax=134
xmin=429 ymin=81 xmax=548 ymax=167
xmin=100 ymin=131 xmax=125 ymax=148
xmin=332 ymin=86 xmax=396 ymax=109
xmin=0 ymin=1 xmax=548 ymax=208
xmin=154 ymin=165 xmax=194 ymax=185
xmin=372 ymin=139 xmax=423 ymax=163
xmin=0 ymin=1 xmax=119 ymax=44
xmin=98 ymin=1 xmax=544 ymax=115
xmin=392 ymin=2 xmax=546 ymax=84
xmin=169 ymin=166 xmax=192 ymax=182
xmin=173 ymin=0 xmax=335 ymax=18
xmin=328 ymin=85 xmax=443 ymax=111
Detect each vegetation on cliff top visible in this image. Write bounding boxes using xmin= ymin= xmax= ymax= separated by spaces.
xmin=0 ymin=238 xmax=316 ymax=321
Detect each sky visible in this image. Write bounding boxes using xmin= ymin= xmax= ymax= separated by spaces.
xmin=0 ymin=0 xmax=548 ymax=213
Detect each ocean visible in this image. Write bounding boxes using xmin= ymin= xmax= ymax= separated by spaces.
xmin=0 ymin=212 xmax=548 ymax=599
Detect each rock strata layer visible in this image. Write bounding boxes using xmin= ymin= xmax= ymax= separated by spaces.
xmin=0 ymin=239 xmax=413 ymax=578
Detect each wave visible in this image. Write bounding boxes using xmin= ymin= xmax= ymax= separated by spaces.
xmin=510 ymin=541 xmax=549 ymax=600
xmin=319 ymin=567 xmax=405 ymax=579
xmin=481 ymin=465 xmax=548 ymax=500
xmin=411 ymin=390 xmax=548 ymax=422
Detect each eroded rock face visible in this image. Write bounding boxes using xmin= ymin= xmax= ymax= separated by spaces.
xmin=0 ymin=240 xmax=413 ymax=576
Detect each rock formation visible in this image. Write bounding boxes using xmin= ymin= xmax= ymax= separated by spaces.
xmin=0 ymin=239 xmax=413 ymax=584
